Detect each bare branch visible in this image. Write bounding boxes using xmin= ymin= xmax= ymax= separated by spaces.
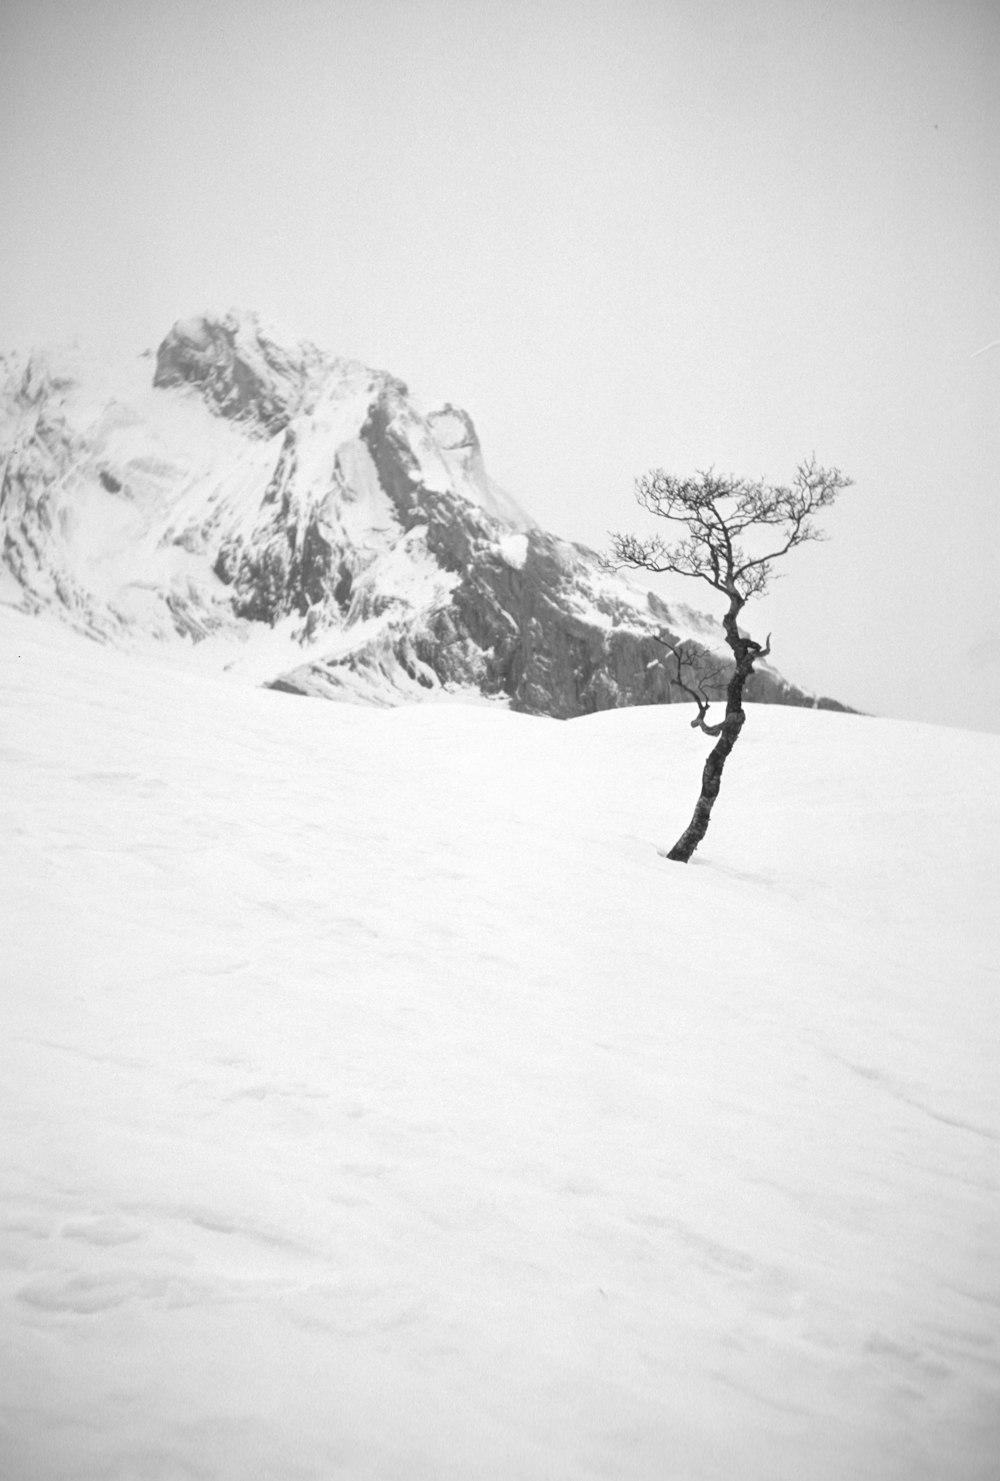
xmin=653 ymin=636 xmax=727 ymax=734
xmin=607 ymin=528 xmax=726 ymax=589
xmin=615 ymin=461 xmax=851 ymax=603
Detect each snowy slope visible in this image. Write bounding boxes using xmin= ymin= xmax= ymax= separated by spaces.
xmin=1 ymin=606 xmax=997 ymax=1481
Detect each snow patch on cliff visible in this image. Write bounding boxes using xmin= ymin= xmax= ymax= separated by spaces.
xmin=497 ymin=532 xmax=529 ymax=569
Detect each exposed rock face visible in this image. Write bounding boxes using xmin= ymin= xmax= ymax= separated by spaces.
xmin=0 ymin=312 xmax=851 ymax=717
xmin=152 ymin=313 xmax=324 ymax=434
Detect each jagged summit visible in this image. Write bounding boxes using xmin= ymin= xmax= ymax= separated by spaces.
xmin=0 ymin=313 xmax=848 ymax=716
xmin=152 ymin=310 xmax=336 ymax=434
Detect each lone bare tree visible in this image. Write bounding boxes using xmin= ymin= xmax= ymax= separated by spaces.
xmin=610 ymin=459 xmax=851 ymax=863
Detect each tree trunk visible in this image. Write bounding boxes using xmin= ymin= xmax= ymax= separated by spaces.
xmin=664 ymin=707 xmax=744 ymax=862
xmin=664 ymin=602 xmax=759 ymax=863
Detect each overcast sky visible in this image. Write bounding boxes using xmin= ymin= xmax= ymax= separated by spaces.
xmin=2 ymin=0 xmax=997 ymax=730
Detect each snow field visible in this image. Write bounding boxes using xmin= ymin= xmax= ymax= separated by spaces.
xmin=0 ymin=607 xmax=998 ymax=1480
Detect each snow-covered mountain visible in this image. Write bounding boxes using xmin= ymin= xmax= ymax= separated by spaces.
xmin=0 ymin=312 xmax=847 ymax=715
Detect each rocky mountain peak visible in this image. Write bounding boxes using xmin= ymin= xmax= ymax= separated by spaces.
xmin=152 ymin=311 xmax=323 ymax=434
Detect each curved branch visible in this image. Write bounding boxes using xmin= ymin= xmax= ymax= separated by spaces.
xmin=654 ymin=636 xmax=726 ymax=734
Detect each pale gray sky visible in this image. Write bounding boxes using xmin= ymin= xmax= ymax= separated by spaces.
xmin=2 ymin=0 xmax=997 ymax=729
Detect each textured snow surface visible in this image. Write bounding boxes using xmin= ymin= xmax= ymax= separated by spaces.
xmin=1 ymin=606 xmax=998 ymax=1481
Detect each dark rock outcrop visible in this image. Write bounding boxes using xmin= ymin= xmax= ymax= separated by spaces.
xmin=153 ymin=313 xmax=320 ymax=434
